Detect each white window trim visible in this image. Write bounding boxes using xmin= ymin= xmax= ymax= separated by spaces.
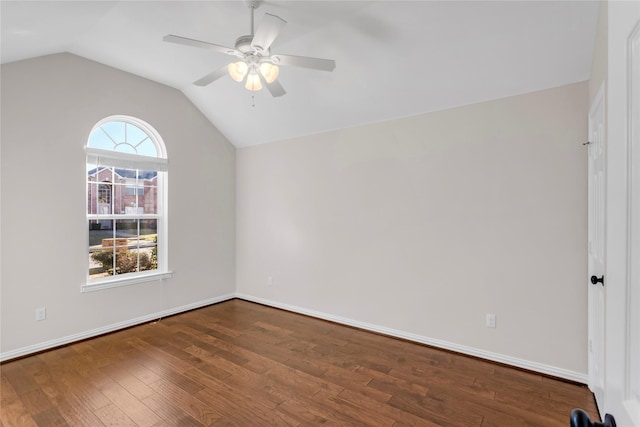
xmin=84 ymin=116 xmax=170 ymax=292
xmin=86 ymin=147 xmax=168 ymax=171
xmin=81 ymin=270 xmax=173 ymax=293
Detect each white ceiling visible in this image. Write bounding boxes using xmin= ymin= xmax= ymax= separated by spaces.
xmin=1 ymin=1 xmax=599 ymax=148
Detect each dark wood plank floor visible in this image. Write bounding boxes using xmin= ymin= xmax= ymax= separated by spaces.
xmin=1 ymin=299 xmax=599 ymax=426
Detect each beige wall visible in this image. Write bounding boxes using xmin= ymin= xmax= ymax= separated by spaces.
xmin=237 ymin=82 xmax=589 ymax=377
xmin=0 ymin=53 xmax=236 ymax=357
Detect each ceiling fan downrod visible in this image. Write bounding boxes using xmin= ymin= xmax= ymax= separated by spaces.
xmin=234 ymin=0 xmax=262 ymax=54
xmin=247 ymin=0 xmax=260 ymax=35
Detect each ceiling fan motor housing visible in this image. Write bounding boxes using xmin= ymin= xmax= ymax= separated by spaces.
xmin=235 ymin=34 xmax=271 ymax=60
xmin=235 ymin=35 xmax=255 ymax=53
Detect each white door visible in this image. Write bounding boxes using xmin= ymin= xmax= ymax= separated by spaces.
xmin=600 ymin=4 xmax=640 ymax=425
xmin=587 ymin=83 xmax=606 ymax=408
xmin=622 ymin=18 xmax=640 ymax=427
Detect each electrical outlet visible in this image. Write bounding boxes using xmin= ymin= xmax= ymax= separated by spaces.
xmin=486 ymin=314 xmax=496 ymax=328
xmin=36 ymin=307 xmax=46 ymax=321
xmin=267 ymin=276 xmax=273 ymax=286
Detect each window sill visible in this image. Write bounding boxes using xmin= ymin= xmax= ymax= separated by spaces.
xmin=81 ymin=271 xmax=173 ymax=293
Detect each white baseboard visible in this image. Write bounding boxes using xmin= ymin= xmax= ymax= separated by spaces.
xmin=235 ymin=293 xmax=588 ymax=384
xmin=0 ymin=293 xmax=235 ymax=362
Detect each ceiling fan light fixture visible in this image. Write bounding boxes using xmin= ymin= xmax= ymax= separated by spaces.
xmin=245 ymin=73 xmax=263 ymax=91
xmin=259 ymin=63 xmax=279 ymax=84
xmin=228 ymin=61 xmax=248 ymax=82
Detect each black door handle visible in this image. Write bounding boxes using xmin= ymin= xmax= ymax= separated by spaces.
xmin=570 ymin=408 xmax=616 ymax=427
xmin=591 ymin=275 xmax=604 ymax=285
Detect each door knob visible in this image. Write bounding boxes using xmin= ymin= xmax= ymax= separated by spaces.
xmin=590 ymin=275 xmax=604 ymax=285
xmin=570 ymin=408 xmax=616 ymax=427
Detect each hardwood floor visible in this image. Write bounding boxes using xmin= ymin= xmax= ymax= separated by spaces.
xmin=1 ymin=299 xmax=599 ymax=426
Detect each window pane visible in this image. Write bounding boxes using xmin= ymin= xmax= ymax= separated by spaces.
xmin=138 ymin=170 xmax=156 ymax=185
xmin=88 ymin=167 xmax=114 ymax=215
xmin=127 ymin=123 xmax=158 ymax=157
xmin=89 ymin=220 xmax=115 ymax=279
xmin=140 ymin=219 xmax=157 ymax=242
xmin=115 ymin=219 xmax=138 ymax=242
xmin=115 ymin=251 xmax=138 ymax=275
xmin=139 ymin=170 xmax=157 ymax=214
xmin=114 ymin=219 xmax=136 ymax=274
xmin=112 ymin=182 xmax=127 ymax=214
xmin=142 ymin=186 xmax=157 ymax=214
xmin=98 ymin=183 xmax=113 ymax=215
xmin=87 ymin=182 xmax=98 ymax=214
xmin=87 ymin=163 xmax=98 ymax=215
xmin=136 ymin=139 xmax=158 ymax=157
xmin=100 ymin=121 xmax=125 ymax=146
xmin=141 ymin=219 xmax=158 ymax=271
xmin=121 ymin=248 xmax=157 ymax=273
xmin=125 ymin=178 xmax=144 ymax=197
xmin=126 ymin=123 xmax=146 ymax=143
xmin=87 ymin=131 xmax=115 ymax=151
xmin=89 ymin=219 xmax=114 ymax=246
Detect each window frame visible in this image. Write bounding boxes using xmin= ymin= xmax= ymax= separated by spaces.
xmin=83 ymin=116 xmax=171 ymax=292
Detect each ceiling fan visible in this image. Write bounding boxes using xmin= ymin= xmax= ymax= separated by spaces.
xmin=163 ymin=0 xmax=336 ymax=97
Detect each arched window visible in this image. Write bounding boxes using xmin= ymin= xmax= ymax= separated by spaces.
xmin=85 ymin=116 xmax=170 ymax=291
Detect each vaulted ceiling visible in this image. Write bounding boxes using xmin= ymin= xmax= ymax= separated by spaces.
xmin=1 ymin=1 xmax=599 ymax=148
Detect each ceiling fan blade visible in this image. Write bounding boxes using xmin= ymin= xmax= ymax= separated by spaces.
xmin=271 ymin=54 xmax=335 ymax=72
xmin=163 ymin=34 xmax=239 ymax=57
xmin=265 ymin=79 xmax=286 ymax=98
xmin=251 ymin=13 xmax=286 ymax=52
xmin=193 ymin=65 xmax=229 ymax=87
